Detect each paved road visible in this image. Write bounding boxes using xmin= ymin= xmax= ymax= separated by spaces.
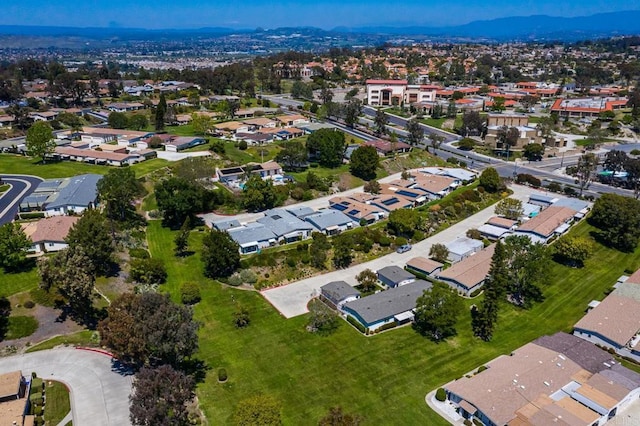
xmin=0 ymin=174 xmax=43 ymax=225
xmin=0 ymin=348 xmax=133 ymax=426
xmin=262 ymin=184 xmax=539 ymax=318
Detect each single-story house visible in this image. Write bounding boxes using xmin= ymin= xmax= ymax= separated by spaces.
xmin=380 ymin=183 xmax=428 ymax=206
xmin=477 ymin=224 xmax=512 ymax=240
xmin=486 ymin=216 xmax=518 ymax=229
xmin=377 ymin=265 xmax=416 ymax=288
xmin=30 ymin=111 xmax=58 ymax=122
xmin=364 ymin=139 xmax=411 ymax=156
xmin=411 ymin=174 xmax=458 ymax=200
xmin=52 ymin=146 xmax=142 ymax=167
xmin=522 ymin=202 xmax=542 ymax=218
xmin=528 ymin=193 xmax=559 ymax=208
xmin=216 ymin=161 xmax=283 ymax=184
xmin=445 ymin=237 xmax=484 ymax=263
xmin=514 ymin=206 xmax=576 ymax=244
xmin=370 ymin=194 xmax=414 ymax=212
xmin=419 ymin=167 xmax=477 ymax=183
xmin=0 ymin=370 xmax=31 ymax=426
xmin=435 ymin=244 xmax=495 ymax=296
xmin=256 ymin=209 xmax=315 ymax=243
xmin=243 ymin=117 xmax=277 ymax=130
xmin=21 ymin=216 xmax=79 ymax=254
xmin=286 ymin=206 xmax=315 ymax=219
xmin=405 ymin=257 xmax=444 ymax=277
xmin=163 ymin=137 xmax=206 ymax=152
xmin=328 ymin=197 xmax=386 ymax=224
xmin=296 ymin=122 xmax=338 ymax=134
xmin=106 ymin=102 xmax=144 ymax=112
xmin=274 ymin=114 xmax=309 ymax=127
xmin=227 ymin=223 xmax=277 ymax=254
xmin=304 ymin=209 xmax=357 ymax=235
xmin=211 ymin=219 xmax=242 ymax=231
xmin=42 ymin=174 xmax=102 ymax=216
xmin=235 ymin=132 xmax=274 ymax=145
xmin=343 ymin=280 xmax=433 ymax=332
xmin=320 ymin=281 xmax=361 ymax=311
xmin=213 ymin=121 xmax=250 ymax=134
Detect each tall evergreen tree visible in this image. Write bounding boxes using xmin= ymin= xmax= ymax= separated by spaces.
xmin=472 ymin=240 xmax=507 ymax=341
xmin=155 ymin=94 xmax=167 ymax=131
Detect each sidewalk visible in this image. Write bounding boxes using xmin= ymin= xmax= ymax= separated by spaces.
xmin=262 ymin=184 xmax=539 ymax=318
xmin=425 ymin=390 xmax=464 ymax=425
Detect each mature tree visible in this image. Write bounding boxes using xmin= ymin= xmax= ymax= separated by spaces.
xmin=128 ymin=114 xmax=148 ymax=131
xmin=342 ymin=98 xmax=362 ymax=128
xmin=243 ymin=174 xmax=278 ymax=212
xmin=191 ymin=113 xmax=212 ymax=135
xmin=320 ymin=86 xmax=334 ymax=104
xmin=224 ymin=99 xmax=240 ymax=119
xmin=130 ymin=258 xmax=167 ymax=285
xmin=155 ymin=177 xmax=205 ymax=228
xmin=373 ymin=109 xmax=388 ymax=136
xmin=98 ymin=168 xmax=142 ymax=222
xmin=603 ymin=150 xmax=628 ymax=173
xmin=356 ymin=269 xmax=378 ymax=293
xmin=414 ymin=282 xmax=463 ymax=341
xmin=589 ymin=193 xmax=640 ymax=252
xmin=0 ymin=222 xmax=31 ymax=272
xmin=503 ymin=235 xmax=548 ymax=308
xmin=457 ymin=138 xmax=476 ymax=150
xmin=520 ymin=94 xmax=538 ymax=111
xmin=536 ymin=116 xmax=556 ymax=146
xmin=98 ymin=292 xmax=199 ymax=367
xmin=307 ymin=299 xmax=339 ymax=334
xmin=461 ymin=110 xmax=484 ymax=137
xmin=7 ymin=104 xmax=32 ymax=130
xmin=431 ymin=104 xmax=443 ymax=119
xmin=155 ymin=94 xmax=167 ymax=131
xmin=309 ymin=231 xmax=330 ymax=269
xmin=38 ymin=245 xmax=94 ymax=314
xmin=553 ymin=235 xmax=594 ymax=267
xmin=306 ymin=128 xmax=346 ymax=168
xmin=496 ymin=125 xmax=519 ymax=156
xmin=349 ymin=145 xmax=379 ymax=180
xmin=332 ymin=234 xmax=354 ymax=268
xmin=523 ymin=143 xmax=544 ymax=161
xmin=318 ymin=407 xmax=363 ymax=426
xmin=479 ymin=167 xmax=501 ymax=193
xmin=387 ymin=208 xmax=419 ymax=238
xmin=586 ymin=125 xmax=606 ymax=149
xmin=428 ymin=133 xmax=445 ymax=153
xmin=472 ymin=240 xmax=507 ymax=341
xmin=575 ymin=153 xmax=599 ymax=196
xmin=174 ymin=217 xmax=191 ymax=257
xmin=108 ymin=111 xmax=128 ymax=129
xmin=429 ymin=243 xmax=449 ymax=263
xmin=25 ymin=121 xmax=55 ymax=163
xmin=130 ymin=365 xmax=195 ymax=426
xmin=494 ymin=198 xmax=523 ymax=220
xmin=233 ymin=395 xmax=282 ymax=426
xmin=291 ymin=80 xmax=313 ymax=99
xmin=363 ymin=180 xmax=381 ymax=194
xmin=65 ymin=209 xmax=114 ymax=275
xmin=202 ymin=229 xmax=240 ymax=279
xmin=491 ymin=96 xmax=506 ymax=112
xmin=625 ymin=157 xmax=640 ymax=199
xmin=446 ymin=101 xmax=457 ymax=119
xmin=275 ymin=140 xmax=307 ymax=171
xmin=406 ymin=118 xmax=424 ymax=146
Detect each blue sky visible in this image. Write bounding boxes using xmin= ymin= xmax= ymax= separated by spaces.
xmin=2 ymin=1 xmax=636 ymax=29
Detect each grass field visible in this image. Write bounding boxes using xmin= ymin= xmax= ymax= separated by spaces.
xmin=0 ymin=268 xmax=38 ymax=298
xmin=6 ymin=315 xmax=38 ymax=340
xmin=145 ymin=218 xmax=640 ymax=425
xmin=26 ymin=330 xmax=96 ymax=353
xmin=44 ymin=381 xmax=71 ymax=425
xmin=0 ymin=154 xmax=169 ymax=178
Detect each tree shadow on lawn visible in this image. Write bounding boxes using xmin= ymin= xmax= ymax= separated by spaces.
xmin=179 ymin=358 xmax=210 ymax=384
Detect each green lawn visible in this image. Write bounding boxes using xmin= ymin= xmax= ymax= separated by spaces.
xmin=166 ymin=124 xmax=198 ymax=137
xmin=44 ymin=381 xmax=71 ymax=425
xmin=0 ymin=154 xmax=169 ymax=179
xmin=5 ymin=315 xmax=38 ymax=340
xmin=0 ymin=268 xmax=39 ymax=298
xmin=26 ymin=330 xmax=97 ymax=353
xmin=145 ymin=219 xmax=640 ymax=425
xmin=0 ymin=184 xmax=9 ymax=194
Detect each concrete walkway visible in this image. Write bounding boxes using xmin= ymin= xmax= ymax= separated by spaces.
xmin=262 ymin=184 xmax=539 ymax=318
xmin=56 ymin=411 xmax=72 ymax=426
xmin=425 ymin=390 xmax=463 ymax=425
xmin=0 ymin=348 xmax=133 ymax=426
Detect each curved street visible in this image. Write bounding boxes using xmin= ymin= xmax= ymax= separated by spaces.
xmin=0 ymin=174 xmax=43 ymax=225
xmin=0 ymin=347 xmax=133 ymax=426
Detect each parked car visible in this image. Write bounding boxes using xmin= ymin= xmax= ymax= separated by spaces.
xmin=396 ymin=244 xmax=412 ymax=254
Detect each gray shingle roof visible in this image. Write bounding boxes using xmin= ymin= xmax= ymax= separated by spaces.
xmin=257 ymin=208 xmax=314 ymax=238
xmin=286 ymin=206 xmax=315 ymax=219
xmin=534 ymin=332 xmax=613 ymax=374
xmin=45 ymin=174 xmax=102 ymax=210
xmin=377 ymin=266 xmax=415 ymax=285
xmin=343 ymin=280 xmax=432 ymax=325
xmin=304 ymin=209 xmax=355 ymax=231
xmin=227 ymin=223 xmax=276 ymax=246
xmin=320 ymin=281 xmax=360 ymax=305
xmin=211 ymin=219 xmax=241 ymax=231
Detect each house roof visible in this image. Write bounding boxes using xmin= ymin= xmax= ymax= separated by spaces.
xmin=285 ymin=206 xmax=315 ymax=219
xmin=329 ymin=197 xmax=382 ymax=220
xmin=436 ymin=244 xmax=495 ymax=289
xmin=517 ymin=206 xmax=576 ymax=238
xmin=366 ymin=79 xmax=408 ymax=85
xmin=412 ymin=174 xmax=457 ymax=194
xmin=553 ymin=197 xmax=590 ymax=213
xmin=55 ymin=146 xmax=139 ymax=162
xmin=445 ymin=236 xmax=484 ymax=257
xmin=227 ymin=223 xmax=276 ymax=246
xmin=304 ymin=209 xmax=354 ymax=231
xmin=320 ymin=281 xmax=360 ymax=304
xmin=364 ymin=139 xmax=411 ymax=153
xmin=487 ymin=216 xmax=518 ymax=229
xmin=21 ymin=216 xmax=79 ymax=244
xmin=257 ymin=209 xmax=314 ymax=238
xmin=0 ymin=371 xmax=22 ymax=400
xmin=45 ymin=174 xmax=102 ymax=210
xmin=377 ymin=266 xmax=415 ymax=285
xmin=243 ymin=117 xmax=275 ymax=126
xmin=343 ymin=280 xmax=432 ymax=325
xmin=574 ymin=292 xmax=640 ymax=348
xmin=211 ymin=219 xmax=242 ymax=231
xmin=164 ymin=136 xmax=204 ymax=148
xmin=477 ymin=224 xmax=511 ymax=239
xmin=406 ymin=256 xmax=443 ymax=274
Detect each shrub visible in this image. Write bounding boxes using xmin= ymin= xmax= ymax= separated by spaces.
xmin=285 ymin=256 xmax=297 ymax=267
xmin=34 ymin=417 xmax=44 ymax=426
xmin=446 ymin=157 xmax=459 ymax=165
xmin=218 ymin=368 xmax=228 ymax=382
xmin=180 ymin=282 xmax=201 ymax=305
xmin=473 ymin=419 xmax=483 ymax=426
xmin=130 ymin=258 xmax=167 ymax=285
xmin=239 ymin=269 xmax=258 ymax=284
xmin=128 ymin=248 xmax=150 ymax=259
xmin=469 ymin=287 xmax=483 ymax=297
xmin=227 ymin=273 xmax=243 ymax=286
xmin=378 ymin=236 xmax=391 ymax=247
xmin=394 ymin=237 xmax=407 ymax=247
xmin=34 ymin=406 xmax=43 ymax=416
xmin=346 ymin=315 xmax=366 ymax=333
xmin=23 ymin=300 xmax=35 ymax=309
xmin=374 ymin=321 xmax=398 ymax=333
xmin=463 ymin=420 xmax=472 ymax=426
xmin=238 ymin=140 xmax=248 ymax=150
xmin=234 ymin=306 xmax=250 ymax=328
xmin=435 ymin=388 xmax=446 ymax=402
xmin=466 ymin=228 xmax=482 ymax=240
xmin=476 ymin=365 xmax=488 ymax=374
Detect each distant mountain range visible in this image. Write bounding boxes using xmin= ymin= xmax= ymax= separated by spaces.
xmin=0 ymin=10 xmax=639 ymax=42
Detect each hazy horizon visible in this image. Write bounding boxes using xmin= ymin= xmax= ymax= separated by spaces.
xmin=2 ymin=1 xmax=637 ymax=30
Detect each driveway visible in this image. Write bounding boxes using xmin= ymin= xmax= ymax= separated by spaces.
xmin=0 ymin=347 xmax=133 ymax=426
xmin=0 ymin=174 xmax=43 ymax=225
xmin=156 ymin=151 xmax=211 ymax=161
xmin=262 ymin=184 xmax=540 ymax=318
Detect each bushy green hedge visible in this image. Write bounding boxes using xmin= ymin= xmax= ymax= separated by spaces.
xmin=129 ymin=248 xmax=150 ymax=259
xmin=435 ymin=388 xmax=446 ymax=402
xmin=180 ymin=282 xmax=201 ymax=305
xmin=346 ymin=315 xmax=366 ymax=334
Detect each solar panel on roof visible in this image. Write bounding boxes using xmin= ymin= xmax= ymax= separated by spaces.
xmin=381 ymin=198 xmax=399 ymax=206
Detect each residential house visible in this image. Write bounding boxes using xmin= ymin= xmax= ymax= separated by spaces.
xmin=0 ymin=370 xmax=33 ymax=426
xmin=320 ymin=281 xmax=361 ymax=311
xmin=444 ymin=237 xmax=484 ymax=263
xmin=304 ymin=209 xmax=357 ymax=235
xmin=435 ymin=244 xmax=495 ymax=296
xmin=328 ymin=196 xmax=386 ymax=224
xmin=477 ymin=216 xmax=518 ymax=240
xmin=411 ymin=174 xmax=458 ymax=200
xmin=376 ymin=266 xmax=416 ymax=288
xmin=163 ymin=136 xmax=206 ymax=152
xmin=364 ymin=139 xmax=411 ymax=156
xmin=227 ymin=223 xmax=277 ymax=254
xmin=380 ymin=182 xmax=428 ymax=206
xmin=213 ymin=121 xmax=250 ymax=135
xmin=369 ymin=194 xmax=414 ymax=212
xmin=243 ymin=117 xmax=277 ymax=130
xmin=443 ymin=332 xmax=640 ymax=426
xmin=21 ymin=216 xmax=79 ymax=254
xmin=30 ymin=111 xmax=58 ymax=122
xmin=514 ymin=206 xmax=576 ymax=244
xmin=106 ymin=102 xmax=144 ymax=112
xmin=343 ymin=280 xmax=432 ymax=332
xmin=42 ymin=174 xmax=102 ymax=216
xmin=274 ymin=114 xmax=309 ymax=127
xmin=53 ymin=146 xmax=142 ymax=167
xmin=419 ymin=167 xmax=477 ymax=184
xmin=405 ymin=257 xmax=444 ymax=277
xmin=210 ymin=219 xmax=242 ymax=232
xmin=216 ymin=161 xmax=283 ymax=185
xmin=528 ymin=193 xmax=559 ymax=208
xmin=235 ymin=132 xmax=274 ymax=145
xmin=296 ymin=122 xmax=338 ymax=134
xmin=256 ymin=209 xmax=315 ymax=243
